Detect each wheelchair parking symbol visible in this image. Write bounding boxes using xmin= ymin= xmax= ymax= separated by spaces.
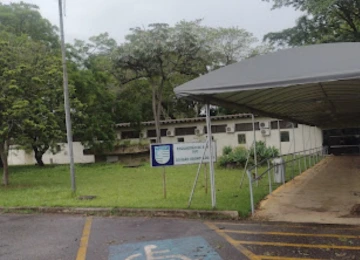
xmin=109 ymin=236 xmax=222 ymax=260
xmin=125 ymin=244 xmax=191 ymax=260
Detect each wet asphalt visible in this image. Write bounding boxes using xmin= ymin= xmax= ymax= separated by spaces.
xmin=1 ymin=214 xmax=360 ymax=260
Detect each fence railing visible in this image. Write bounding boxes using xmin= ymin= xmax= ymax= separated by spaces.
xmin=246 ymin=146 xmax=328 ymax=215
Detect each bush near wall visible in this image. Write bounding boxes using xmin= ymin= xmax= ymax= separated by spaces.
xmin=218 ymin=141 xmax=279 ymax=169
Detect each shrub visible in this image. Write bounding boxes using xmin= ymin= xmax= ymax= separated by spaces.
xmin=230 ymin=147 xmax=248 ymax=167
xmin=249 ymin=141 xmax=280 ymax=162
xmin=218 ymin=141 xmax=280 ymax=168
xmin=218 ymin=146 xmax=248 ymax=168
xmin=218 ymin=154 xmax=232 ymax=168
xmin=222 ymin=146 xmax=233 ymax=155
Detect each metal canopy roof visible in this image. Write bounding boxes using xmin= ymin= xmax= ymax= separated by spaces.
xmin=174 ymin=43 xmax=360 ymax=129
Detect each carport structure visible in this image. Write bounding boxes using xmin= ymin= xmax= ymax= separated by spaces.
xmin=174 ymin=42 xmax=360 ymax=211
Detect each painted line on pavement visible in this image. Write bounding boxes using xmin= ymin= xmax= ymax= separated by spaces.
xmin=205 ymin=222 xmax=260 ymax=260
xmin=223 ymin=229 xmax=360 ymax=239
xmin=211 ymin=222 xmax=360 ymax=230
xmin=259 ymin=256 xmax=323 ymax=260
xmin=235 ymin=240 xmax=360 ymax=250
xmin=76 ymin=217 xmax=93 ymax=260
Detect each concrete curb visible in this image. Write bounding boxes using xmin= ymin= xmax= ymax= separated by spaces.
xmin=0 ymin=207 xmax=239 ymax=220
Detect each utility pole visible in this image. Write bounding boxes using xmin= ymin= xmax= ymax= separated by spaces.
xmin=58 ymin=0 xmax=76 ymax=192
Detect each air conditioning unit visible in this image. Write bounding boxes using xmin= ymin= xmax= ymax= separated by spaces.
xmin=259 ymin=121 xmax=270 ymax=130
xmin=166 ymin=130 xmax=175 ymax=137
xmin=261 ymin=129 xmax=271 ymax=136
xmin=140 ymin=131 xmax=147 ymax=139
xmin=226 ymin=126 xmax=235 ymax=133
xmin=194 ymin=128 xmax=204 ymax=136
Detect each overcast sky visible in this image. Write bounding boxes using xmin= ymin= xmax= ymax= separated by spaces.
xmin=4 ymin=0 xmax=301 ymax=44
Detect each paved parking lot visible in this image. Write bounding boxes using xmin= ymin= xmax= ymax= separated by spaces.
xmin=1 ymin=214 xmax=360 ymax=259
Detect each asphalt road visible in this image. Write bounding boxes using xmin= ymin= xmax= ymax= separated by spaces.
xmin=1 ymin=214 xmax=360 ymax=260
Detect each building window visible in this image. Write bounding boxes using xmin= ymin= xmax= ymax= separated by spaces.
xmin=204 ymin=124 xmax=227 ymax=134
xmin=235 ymin=122 xmax=260 ymax=132
xmin=238 ymin=134 xmax=246 ymax=144
xmin=147 ymin=129 xmax=168 ymax=138
xmin=177 ymin=137 xmax=185 ymax=143
xmin=175 ymin=127 xmax=196 ymax=136
xmin=150 ymin=139 xmax=157 ymax=143
xmin=56 ymin=144 xmax=62 ymax=152
xmin=280 ymin=131 xmax=290 ymax=142
xmin=83 ymin=149 xmax=92 ymax=155
xmin=271 ymin=121 xmax=298 ymax=129
xmin=271 ymin=121 xmax=279 ymax=129
xmin=121 ymin=130 xmax=140 ymax=139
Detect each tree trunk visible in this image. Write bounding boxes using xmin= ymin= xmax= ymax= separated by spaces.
xmin=32 ymin=145 xmax=46 ymax=167
xmin=34 ymin=152 xmax=45 ymax=166
xmin=0 ymin=142 xmax=9 ymax=186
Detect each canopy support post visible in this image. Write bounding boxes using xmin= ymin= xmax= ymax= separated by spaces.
xmin=252 ymin=114 xmax=258 ymax=185
xmin=302 ymin=125 xmax=307 ymax=169
xmin=308 ymin=125 xmax=312 ymax=166
xmin=205 ymin=104 xmax=216 ymax=209
xmin=291 ymin=123 xmax=296 ymax=179
xmin=278 ymin=120 xmax=282 ymax=156
xmin=188 ymin=139 xmax=209 ymax=208
xmin=314 ymin=127 xmax=318 ymax=162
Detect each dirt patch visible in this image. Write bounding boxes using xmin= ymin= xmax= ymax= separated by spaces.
xmin=78 ymin=195 xmax=97 ymax=200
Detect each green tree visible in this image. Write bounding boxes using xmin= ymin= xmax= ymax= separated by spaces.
xmin=0 ymin=32 xmax=41 ymax=184
xmin=16 ymin=48 xmax=66 ymax=166
xmin=0 ymin=2 xmax=59 ymax=47
xmin=263 ymin=0 xmax=360 ymax=46
xmin=67 ymin=33 xmax=118 ymax=152
xmin=113 ymin=21 xmax=208 ymax=142
xmin=69 ymin=68 xmax=116 ymax=152
xmin=0 ymin=2 xmax=69 ymax=168
xmin=205 ymin=26 xmax=258 ymax=66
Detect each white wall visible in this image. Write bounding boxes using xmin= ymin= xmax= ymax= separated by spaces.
xmin=42 ymin=142 xmax=95 ymax=165
xmin=7 ymin=142 xmax=95 ymax=166
xmin=117 ymin=117 xmax=324 ymax=157
xmin=8 ymin=148 xmax=34 ymax=165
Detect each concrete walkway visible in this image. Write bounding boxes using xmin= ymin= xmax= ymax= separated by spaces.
xmin=255 ymin=155 xmax=360 ymax=225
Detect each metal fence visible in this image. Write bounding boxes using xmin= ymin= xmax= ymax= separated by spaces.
xmin=246 ymin=146 xmax=328 ymax=215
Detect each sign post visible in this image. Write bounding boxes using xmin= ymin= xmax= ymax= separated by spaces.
xmin=204 ymin=163 xmax=208 ymax=194
xmin=150 ymin=142 xmax=217 ymax=206
xmin=163 ymin=167 xmax=166 ymax=199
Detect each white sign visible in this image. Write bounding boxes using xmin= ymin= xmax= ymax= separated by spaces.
xmin=173 ymin=142 xmax=217 ymax=165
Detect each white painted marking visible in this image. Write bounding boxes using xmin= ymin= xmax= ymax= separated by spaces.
xmin=125 ymin=244 xmax=192 ymax=260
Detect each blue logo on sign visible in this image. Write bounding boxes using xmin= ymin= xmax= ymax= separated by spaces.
xmin=154 ymin=146 xmax=171 ymax=165
xmin=151 ymin=144 xmax=174 ymax=167
xmin=108 ymin=236 xmax=222 ymax=260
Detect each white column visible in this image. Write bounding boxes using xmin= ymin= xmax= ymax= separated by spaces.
xmin=205 ymin=104 xmax=216 ymax=208
xmin=252 ymin=115 xmax=258 ymax=179
xmin=278 ymin=120 xmax=282 ymax=155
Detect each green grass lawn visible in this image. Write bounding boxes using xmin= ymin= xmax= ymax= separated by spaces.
xmin=0 ymin=154 xmax=322 ymax=217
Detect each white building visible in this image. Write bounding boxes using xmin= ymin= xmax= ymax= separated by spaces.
xmin=8 ymin=142 xmax=95 ymax=166
xmin=116 ymin=115 xmax=323 ymax=158
xmin=6 ymin=114 xmax=323 ymax=165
